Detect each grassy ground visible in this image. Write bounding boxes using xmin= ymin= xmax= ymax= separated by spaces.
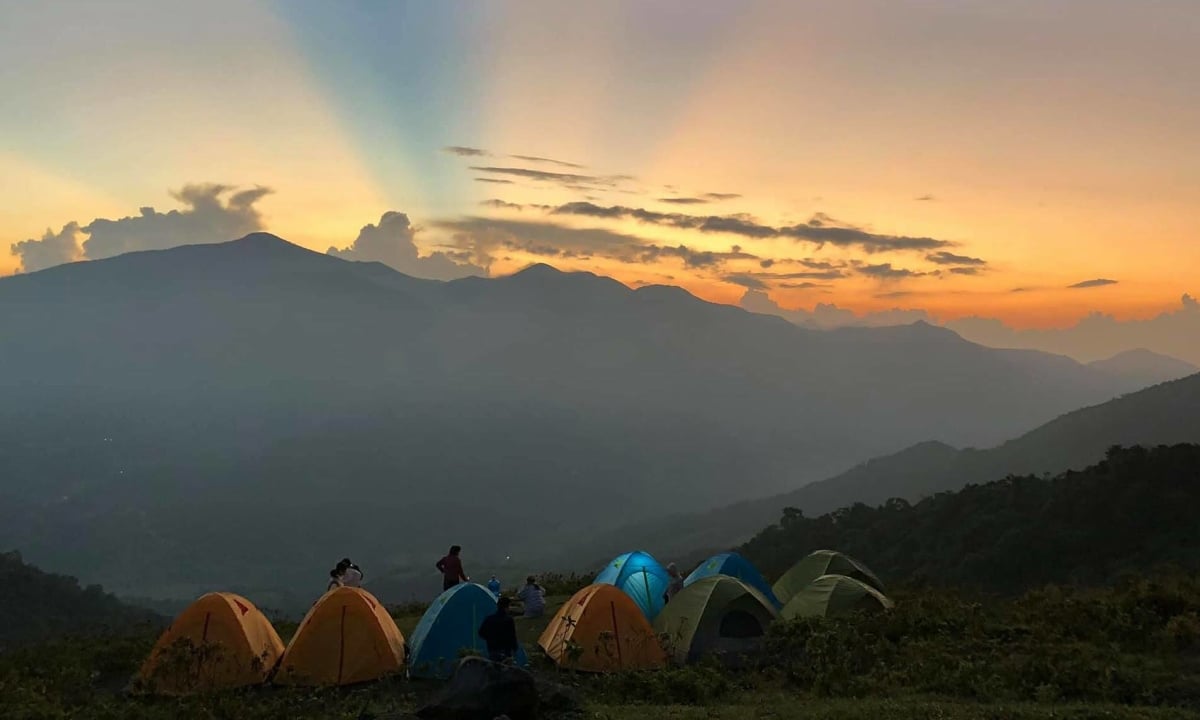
xmin=5 ymin=582 xmax=1200 ymax=720
xmin=589 ymin=697 xmax=1200 ymax=720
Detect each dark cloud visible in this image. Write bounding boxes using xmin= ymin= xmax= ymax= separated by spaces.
xmin=949 ymin=267 xmax=983 ymax=275
xmin=11 ymin=184 xmax=274 ymax=272
xmin=1069 ymin=278 xmax=1119 ymax=289
xmin=550 ymin=202 xmax=951 ymax=253
xmin=435 ymin=216 xmax=756 ymax=272
xmin=10 ymin=222 xmax=83 ymax=273
xmin=510 ymin=154 xmax=584 ymax=169
xmin=915 ymin=194 xmax=936 ymax=201
xmin=859 ymin=263 xmax=928 ymax=279
xmin=658 ymin=197 xmax=709 ymax=205
xmin=481 ymin=199 xmax=525 ymax=211
xmin=474 ymin=178 xmax=514 ymax=184
xmin=756 ymin=270 xmax=845 ymax=280
xmin=328 ymin=211 xmax=484 ymax=280
xmin=723 ymin=274 xmax=768 ymax=290
xmin=779 ymin=282 xmax=833 ymax=290
xmin=657 ymin=192 xmax=741 ymax=205
xmin=444 ymin=145 xmax=488 ymax=157
xmin=471 ymin=166 xmax=633 ymax=188
xmin=927 ymin=251 xmax=986 ymax=266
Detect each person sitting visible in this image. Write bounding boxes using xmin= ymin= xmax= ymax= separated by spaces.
xmin=326 ymin=567 xmax=344 ymax=592
xmin=339 ymin=558 xmax=364 ymax=588
xmin=516 ymin=575 xmax=545 ymax=618
xmin=478 ymin=596 xmax=519 ymax=662
xmin=487 ymin=575 xmax=502 ymax=595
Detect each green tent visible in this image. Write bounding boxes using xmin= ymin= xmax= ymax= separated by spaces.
xmin=780 ymin=574 xmax=893 ymax=620
xmin=653 ymin=575 xmax=779 ymax=664
xmin=772 ymin=550 xmax=884 ymax=605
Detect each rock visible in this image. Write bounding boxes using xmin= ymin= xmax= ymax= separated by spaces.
xmin=533 ymin=678 xmax=583 ymax=718
xmin=415 ymin=657 xmax=538 ymax=720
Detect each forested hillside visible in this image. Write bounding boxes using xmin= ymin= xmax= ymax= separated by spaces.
xmin=0 ymin=552 xmax=161 ymax=650
xmin=741 ymin=444 xmax=1200 ymax=593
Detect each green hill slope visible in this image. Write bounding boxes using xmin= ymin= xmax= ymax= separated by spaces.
xmin=559 ymin=372 xmax=1200 ymax=567
xmin=0 ymin=551 xmax=162 ymax=650
xmin=741 ymin=443 xmax=1200 ymax=593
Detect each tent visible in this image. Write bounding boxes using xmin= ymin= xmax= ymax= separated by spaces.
xmin=772 ymin=550 xmax=884 ymax=605
xmin=137 ymin=592 xmax=283 ymax=695
xmin=275 ymin=587 xmax=405 ymax=686
xmin=654 ymin=576 xmax=779 ymax=664
xmin=780 ymin=574 xmax=894 ymax=619
xmin=408 ymin=583 xmax=528 ymax=679
xmin=593 ymin=551 xmax=670 ymax=620
xmin=538 ymin=583 xmax=667 ymax=672
xmin=684 ymin=552 xmax=781 ymax=608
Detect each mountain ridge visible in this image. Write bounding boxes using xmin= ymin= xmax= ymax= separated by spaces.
xmin=0 ymin=233 xmax=1184 ymax=607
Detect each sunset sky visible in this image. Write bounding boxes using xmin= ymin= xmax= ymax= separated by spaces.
xmin=3 ymin=0 xmax=1198 ymax=331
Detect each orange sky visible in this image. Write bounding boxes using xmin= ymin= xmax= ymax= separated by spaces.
xmin=3 ymin=1 xmax=1197 ymax=329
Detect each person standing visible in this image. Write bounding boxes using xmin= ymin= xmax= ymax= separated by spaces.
xmin=478 ymin=596 xmax=519 ymax=662
xmin=664 ymin=563 xmax=685 ymax=604
xmin=436 ymin=545 xmax=469 ymax=591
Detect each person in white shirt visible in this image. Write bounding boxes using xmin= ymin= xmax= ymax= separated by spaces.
xmin=338 ymin=558 xmax=364 ymax=588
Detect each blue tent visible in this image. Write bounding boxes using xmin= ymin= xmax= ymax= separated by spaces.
xmin=407 ymin=583 xmax=528 ymax=679
xmin=684 ymin=552 xmax=782 ymax=608
xmin=593 ymin=551 xmax=670 ymax=620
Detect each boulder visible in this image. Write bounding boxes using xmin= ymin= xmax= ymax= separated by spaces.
xmin=415 ymin=657 xmax=538 ymax=720
xmin=533 ymin=678 xmax=583 ymax=718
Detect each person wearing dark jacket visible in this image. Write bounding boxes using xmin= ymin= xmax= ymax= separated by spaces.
xmin=436 ymin=545 xmax=469 ymax=591
xmin=478 ymin=596 xmax=519 ymax=662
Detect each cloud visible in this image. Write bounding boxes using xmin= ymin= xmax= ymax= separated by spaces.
xmin=434 ymin=216 xmax=757 ymax=272
xmin=1069 ymin=278 xmax=1119 ymax=289
xmin=658 ymin=197 xmax=709 ymax=205
xmin=915 ymin=194 xmax=936 ymax=201
xmin=328 ymin=211 xmax=485 ymax=281
xmin=10 ymin=184 xmax=273 ymax=272
xmin=82 ymin=184 xmax=273 ymax=260
xmin=444 ymin=145 xmax=488 ymax=157
xmin=481 ymin=199 xmax=525 ymax=211
xmin=474 ymin=178 xmax=514 ymax=184
xmin=949 ymin=267 xmax=983 ymax=275
xmin=657 ymin=192 xmax=742 ymax=205
xmin=754 ymin=270 xmax=846 ymax=280
xmin=740 ymin=289 xmax=933 ymax=329
xmin=510 ymin=154 xmax=584 ymax=169
xmin=859 ymin=263 xmax=928 ymax=279
xmin=927 ymin=251 xmax=986 ymax=266
xmin=723 ymin=274 xmax=768 ymax=290
xmin=9 ymin=222 xmax=84 ymax=273
xmin=471 ymin=166 xmax=633 ymax=188
xmin=551 ymin=202 xmax=953 ymax=253
xmin=947 ymin=292 xmax=1200 ymax=365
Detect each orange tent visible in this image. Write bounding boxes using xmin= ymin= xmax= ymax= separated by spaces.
xmin=137 ymin=592 xmax=283 ymax=694
xmin=275 ymin=587 xmax=405 ymax=686
xmin=538 ymin=583 xmax=667 ymax=672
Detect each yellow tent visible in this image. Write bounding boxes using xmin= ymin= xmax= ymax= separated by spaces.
xmin=538 ymin=583 xmax=667 ymax=672
xmin=275 ymin=587 xmax=405 ymax=686
xmin=137 ymin=592 xmax=283 ymax=695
